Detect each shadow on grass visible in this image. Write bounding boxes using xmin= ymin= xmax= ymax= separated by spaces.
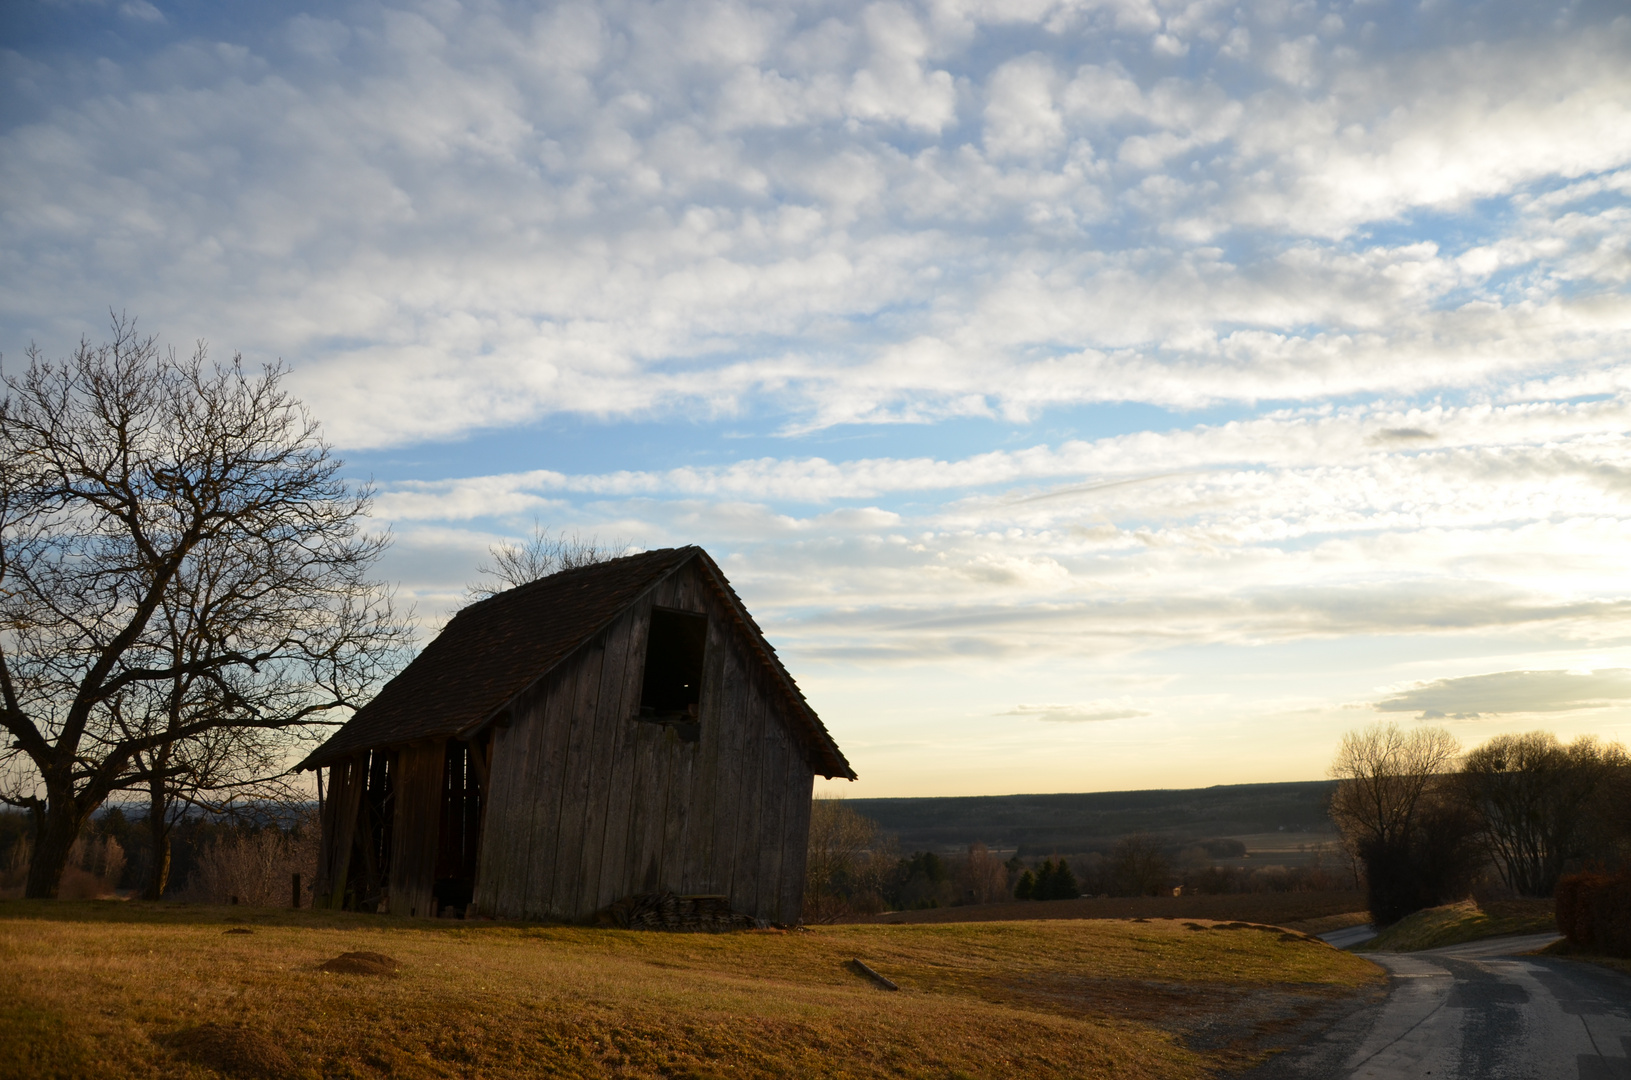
xmin=0 ymin=1000 xmax=93 ymax=1080
xmin=158 ymin=1021 xmax=304 ymax=1080
xmin=0 ymin=897 xmax=554 ymax=934
xmin=1538 ymin=937 xmax=1631 ymax=979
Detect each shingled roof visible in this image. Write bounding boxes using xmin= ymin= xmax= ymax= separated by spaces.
xmin=298 ymin=546 xmax=853 ymax=778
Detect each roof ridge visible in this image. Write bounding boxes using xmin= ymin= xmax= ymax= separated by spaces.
xmin=295 ymin=544 xmax=852 ymax=780
xmin=455 ymin=545 xmax=692 ymax=616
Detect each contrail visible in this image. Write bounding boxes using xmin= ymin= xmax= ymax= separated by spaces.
xmin=1005 ymin=471 xmax=1198 ymax=505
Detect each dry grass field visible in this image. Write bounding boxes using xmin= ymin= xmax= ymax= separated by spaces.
xmin=0 ymin=900 xmax=1382 ymax=1080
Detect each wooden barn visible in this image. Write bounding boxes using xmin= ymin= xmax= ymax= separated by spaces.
xmin=300 ymin=546 xmax=853 ymax=925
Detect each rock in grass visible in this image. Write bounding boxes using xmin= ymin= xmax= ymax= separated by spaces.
xmin=319 ymin=951 xmax=401 ymax=975
xmin=223 ymin=927 xmax=253 ymax=935
xmin=163 ymin=1021 xmax=294 ymax=1080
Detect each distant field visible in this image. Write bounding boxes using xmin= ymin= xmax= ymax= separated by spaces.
xmin=845 ymin=781 xmax=1340 ymax=854
xmin=844 ymin=890 xmax=1369 ymax=929
xmin=1205 ymin=834 xmax=1350 ymax=871
xmin=0 ymin=900 xmax=1381 ymax=1080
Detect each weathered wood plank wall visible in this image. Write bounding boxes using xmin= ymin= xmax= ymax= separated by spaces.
xmin=591 ymin=606 xmax=648 ymax=911
xmin=315 ymin=753 xmax=365 ymax=909
xmin=388 ymin=740 xmax=445 ymax=918
xmin=473 ymin=558 xmax=823 ymax=923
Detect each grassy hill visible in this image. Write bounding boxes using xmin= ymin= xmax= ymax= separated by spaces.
xmin=1358 ymin=898 xmax=1557 ymax=953
xmin=2 ymin=899 xmax=1381 ymax=1079
xmin=846 ymin=780 xmax=1340 ymax=855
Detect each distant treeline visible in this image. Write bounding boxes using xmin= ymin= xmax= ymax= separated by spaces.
xmin=803 ymin=797 xmax=1349 ymax=920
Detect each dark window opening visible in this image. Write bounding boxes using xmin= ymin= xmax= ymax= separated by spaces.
xmin=639 ymin=608 xmax=707 ymax=740
xmin=433 ymin=737 xmax=485 ymax=917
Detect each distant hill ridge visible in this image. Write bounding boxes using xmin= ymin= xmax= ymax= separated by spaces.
xmin=844 ymin=779 xmax=1339 ymax=855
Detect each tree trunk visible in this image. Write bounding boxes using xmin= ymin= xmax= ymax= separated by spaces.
xmin=141 ymin=781 xmax=171 ymax=901
xmin=24 ymin=794 xmax=86 ymax=899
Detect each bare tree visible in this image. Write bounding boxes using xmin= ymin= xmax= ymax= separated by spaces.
xmin=118 ymin=539 xmax=339 ymax=899
xmin=1107 ymin=833 xmax=1171 ymax=897
xmin=1329 ymin=723 xmax=1460 ymax=850
xmin=958 ymin=842 xmax=1010 ymax=905
xmin=0 ymin=318 xmax=406 ymax=898
xmin=1458 ymin=732 xmax=1629 ymax=897
xmin=1328 ymin=722 xmax=1474 ymax=923
xmin=804 ymin=795 xmax=895 ymax=920
xmin=466 ymin=521 xmax=627 ymax=601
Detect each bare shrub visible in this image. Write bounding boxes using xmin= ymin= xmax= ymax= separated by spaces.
xmin=1248 ymin=867 xmax=1294 ymax=892
xmin=55 ymin=835 xmax=126 ymax=900
xmin=957 ymin=842 xmax=1011 ymax=905
xmin=1070 ymin=850 xmax=1108 ymax=895
xmin=1556 ymin=872 xmax=1631 ymax=957
xmin=182 ymin=821 xmax=317 ymax=907
xmin=466 ymin=522 xmax=628 ymax=601
xmin=1183 ymin=864 xmax=1243 ymax=895
xmin=1 ymin=835 xmax=29 ymax=891
xmin=804 ymin=796 xmax=897 ymax=921
xmin=0 ymin=836 xmax=30 ymax=899
xmin=1108 ymin=834 xmax=1171 ymax=897
xmin=1178 ymin=843 xmax=1352 ymax=896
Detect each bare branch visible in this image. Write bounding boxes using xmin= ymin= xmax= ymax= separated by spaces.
xmin=466 ymin=521 xmax=627 ymax=601
xmin=0 ymin=319 xmax=409 ymax=897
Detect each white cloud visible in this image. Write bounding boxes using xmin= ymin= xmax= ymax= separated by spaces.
xmin=373 ymin=388 xmax=1631 ymax=675
xmin=1004 ymin=703 xmax=1153 ymax=722
xmin=1374 ymin=669 xmax=1631 ymax=719
xmin=119 ymin=1 xmax=165 ymax=22
xmin=843 ymin=2 xmax=957 ymax=132
xmin=10 ymin=0 xmax=1631 ymax=793
xmin=371 ymin=394 xmax=1631 ymax=512
xmin=982 ymin=55 xmax=1064 ymax=159
xmin=3 ymin=1 xmax=1629 ymax=446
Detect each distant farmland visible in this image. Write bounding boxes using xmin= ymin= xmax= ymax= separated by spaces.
xmin=846 ymin=780 xmax=1340 ymax=855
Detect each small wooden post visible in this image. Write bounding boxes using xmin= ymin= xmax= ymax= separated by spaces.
xmin=292 ymin=872 xmax=302 ymax=909
xmin=848 ymin=958 xmax=899 ymax=991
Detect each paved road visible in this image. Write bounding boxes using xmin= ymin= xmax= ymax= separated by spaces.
xmin=1246 ymin=933 xmax=1631 ymax=1079
xmin=1320 ymin=925 xmax=1379 ymax=950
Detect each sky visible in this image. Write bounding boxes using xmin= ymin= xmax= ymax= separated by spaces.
xmin=3 ymin=0 xmax=1631 ymax=797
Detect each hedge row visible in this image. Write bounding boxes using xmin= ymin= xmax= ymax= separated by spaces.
xmin=1555 ymin=872 xmax=1631 ymax=957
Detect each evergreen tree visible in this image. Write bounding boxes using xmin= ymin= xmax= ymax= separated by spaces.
xmin=1053 ymin=859 xmax=1080 ymax=900
xmin=1034 ymin=859 xmax=1057 ymax=900
xmin=1014 ymin=869 xmax=1036 ymax=899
